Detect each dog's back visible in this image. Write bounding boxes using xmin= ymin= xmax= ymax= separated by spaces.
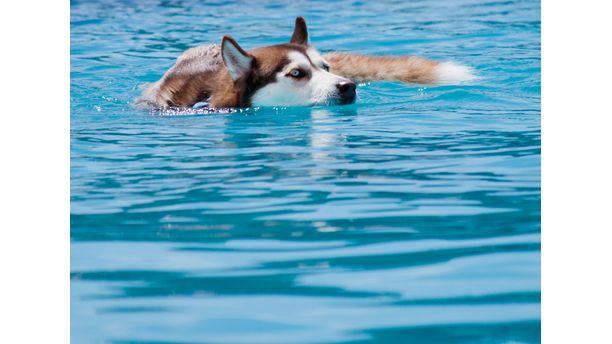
xmin=135 ymin=44 xmax=223 ymax=108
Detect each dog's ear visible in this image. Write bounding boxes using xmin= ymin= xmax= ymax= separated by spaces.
xmin=290 ymin=16 xmax=308 ymax=45
xmin=221 ymin=35 xmax=253 ymax=81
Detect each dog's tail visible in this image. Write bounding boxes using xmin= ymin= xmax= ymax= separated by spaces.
xmin=323 ymin=53 xmax=477 ymax=85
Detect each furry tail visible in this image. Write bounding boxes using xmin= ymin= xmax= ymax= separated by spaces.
xmin=323 ymin=53 xmax=476 ymax=85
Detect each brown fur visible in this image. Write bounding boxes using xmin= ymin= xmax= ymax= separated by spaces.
xmin=323 ymin=53 xmax=441 ymax=84
xmin=136 ymin=16 xmax=455 ymax=109
xmin=137 ymin=43 xmax=315 ymax=108
xmin=290 ymin=16 xmax=308 ymax=45
xmin=138 ymin=49 xmax=444 ymax=108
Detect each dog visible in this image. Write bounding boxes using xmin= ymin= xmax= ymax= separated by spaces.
xmin=136 ymin=17 xmax=475 ymax=109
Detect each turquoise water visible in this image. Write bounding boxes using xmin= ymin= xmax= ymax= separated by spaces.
xmin=71 ymin=0 xmax=541 ymax=343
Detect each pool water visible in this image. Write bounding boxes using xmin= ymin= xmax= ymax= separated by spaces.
xmin=71 ymin=0 xmax=541 ymax=343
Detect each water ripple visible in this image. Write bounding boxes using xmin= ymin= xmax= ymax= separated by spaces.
xmin=71 ymin=0 xmax=540 ymax=342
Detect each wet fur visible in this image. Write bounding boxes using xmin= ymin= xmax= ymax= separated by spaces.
xmin=324 ymin=53 xmax=441 ymax=84
xmin=136 ymin=17 xmax=475 ymax=109
xmin=138 ymin=43 xmax=333 ymax=108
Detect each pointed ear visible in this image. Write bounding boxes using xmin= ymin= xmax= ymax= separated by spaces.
xmin=290 ymin=16 xmax=308 ymax=45
xmin=221 ymin=35 xmax=253 ymax=81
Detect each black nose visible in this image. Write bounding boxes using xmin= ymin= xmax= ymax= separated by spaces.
xmin=337 ymin=81 xmax=356 ymax=95
xmin=336 ymin=81 xmax=356 ymax=103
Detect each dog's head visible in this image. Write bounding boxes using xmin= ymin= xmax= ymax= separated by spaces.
xmin=220 ymin=17 xmax=356 ymax=107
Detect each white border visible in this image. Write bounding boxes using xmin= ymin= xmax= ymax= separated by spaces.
xmin=543 ymin=0 xmax=612 ymax=343
xmin=1 ymin=0 xmax=612 ymax=343
xmin=0 ymin=1 xmax=70 ymax=343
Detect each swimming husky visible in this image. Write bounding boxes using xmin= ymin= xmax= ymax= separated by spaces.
xmin=137 ymin=17 xmax=475 ymax=109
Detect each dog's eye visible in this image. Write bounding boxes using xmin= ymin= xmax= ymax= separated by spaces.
xmin=288 ymin=69 xmax=305 ymax=78
xmin=321 ymin=63 xmax=330 ymax=72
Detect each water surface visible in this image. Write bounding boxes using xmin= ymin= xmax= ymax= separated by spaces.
xmin=71 ymin=0 xmax=541 ymax=343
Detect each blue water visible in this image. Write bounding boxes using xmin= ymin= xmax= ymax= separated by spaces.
xmin=71 ymin=0 xmax=541 ymax=343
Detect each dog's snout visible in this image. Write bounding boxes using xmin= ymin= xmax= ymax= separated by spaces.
xmin=336 ymin=81 xmax=356 ymax=104
xmin=337 ymin=81 xmax=356 ymax=94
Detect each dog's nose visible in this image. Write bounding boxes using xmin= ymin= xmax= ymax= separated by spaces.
xmin=336 ymin=81 xmax=356 ymax=104
xmin=337 ymin=81 xmax=356 ymax=95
